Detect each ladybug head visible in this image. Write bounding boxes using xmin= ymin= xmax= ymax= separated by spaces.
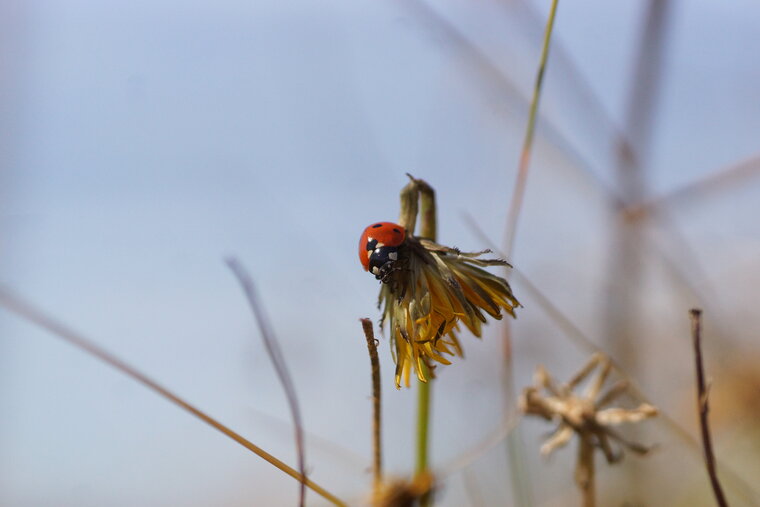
xmin=368 ymin=245 xmax=401 ymax=281
xmin=359 ymin=222 xmax=407 ymax=281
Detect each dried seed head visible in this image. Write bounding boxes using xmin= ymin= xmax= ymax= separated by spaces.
xmin=521 ymin=354 xmax=658 ymax=462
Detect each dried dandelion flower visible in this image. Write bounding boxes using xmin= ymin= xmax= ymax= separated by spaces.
xmin=520 ymin=353 xmax=658 ymax=503
xmin=360 ymin=176 xmax=520 ymax=387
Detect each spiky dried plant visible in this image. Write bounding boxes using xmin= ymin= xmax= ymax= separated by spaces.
xmin=520 ymin=353 xmax=658 ymax=506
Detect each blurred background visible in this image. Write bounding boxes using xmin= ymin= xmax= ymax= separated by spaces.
xmin=2 ymin=0 xmax=759 ymax=505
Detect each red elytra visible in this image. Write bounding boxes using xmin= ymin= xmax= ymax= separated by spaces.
xmin=358 ymin=222 xmax=406 ymax=271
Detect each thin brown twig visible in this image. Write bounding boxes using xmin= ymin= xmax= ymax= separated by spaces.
xmin=0 ymin=286 xmax=346 ymax=507
xmin=360 ymin=318 xmax=383 ymax=489
xmin=690 ymin=309 xmax=729 ymax=507
xmin=225 ymin=258 xmax=307 ymax=507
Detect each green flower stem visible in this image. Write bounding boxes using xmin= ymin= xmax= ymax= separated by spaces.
xmin=416 ymin=365 xmax=432 ymax=479
xmin=408 ymin=175 xmax=437 ymax=506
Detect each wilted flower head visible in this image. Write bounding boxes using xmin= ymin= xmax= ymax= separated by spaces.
xmin=369 ymin=176 xmax=520 ymax=387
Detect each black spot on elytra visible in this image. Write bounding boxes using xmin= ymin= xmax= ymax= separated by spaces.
xmin=393 ymin=228 xmax=400 ymax=233
xmin=371 ymin=223 xmax=382 ymax=228
xmin=365 ymin=239 xmax=378 ymax=251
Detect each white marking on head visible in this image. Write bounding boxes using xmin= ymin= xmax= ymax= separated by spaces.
xmin=368 ymin=236 xmax=385 ymax=248
xmin=388 ymin=251 xmax=398 ymax=261
xmin=372 ymin=267 xmax=380 ymax=275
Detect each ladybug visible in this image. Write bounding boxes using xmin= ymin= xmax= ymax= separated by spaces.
xmin=359 ymin=222 xmax=406 ymax=280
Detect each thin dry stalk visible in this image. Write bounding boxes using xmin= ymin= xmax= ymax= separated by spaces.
xmin=576 ymin=437 xmax=595 ymax=507
xmin=0 ymin=287 xmax=346 ymax=507
xmin=690 ymin=309 xmax=729 ymax=507
xmin=226 ymin=258 xmax=307 ymax=507
xmin=361 ymin=318 xmax=383 ymax=489
xmin=603 ymin=0 xmax=671 ymax=412
xmin=502 ymin=3 xmax=560 ymax=505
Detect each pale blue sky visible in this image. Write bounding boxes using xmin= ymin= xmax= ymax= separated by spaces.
xmin=2 ymin=0 xmax=759 ymax=505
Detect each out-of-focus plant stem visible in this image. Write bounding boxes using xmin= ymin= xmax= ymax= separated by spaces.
xmin=226 ymin=258 xmax=307 ymax=507
xmin=504 ymin=0 xmax=559 ymax=254
xmin=502 ymin=2 xmax=559 ymax=506
xmin=576 ymin=437 xmax=595 ymax=507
